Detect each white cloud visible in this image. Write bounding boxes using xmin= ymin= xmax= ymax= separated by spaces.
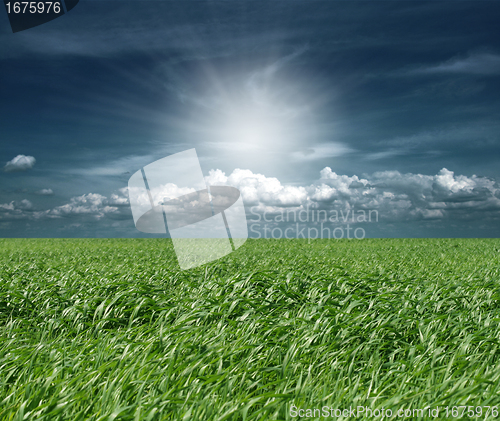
xmin=4 ymin=155 xmax=36 ymax=172
xmin=0 ymin=202 xmax=15 ymax=211
xmin=291 ymin=143 xmax=353 ymax=162
xmin=206 ymin=167 xmax=500 ymax=223
xmin=36 ymin=188 xmax=54 ymax=195
xmin=0 ymin=199 xmax=33 ymax=218
xmin=411 ymin=52 xmax=500 ymax=75
xmin=19 ymin=199 xmax=33 ymax=210
xmin=66 ymin=154 xmax=158 ymax=176
xmin=1 ymin=167 xmax=499 ymax=229
xmin=42 ymin=193 xmax=127 ymax=220
xmin=109 ymin=188 xmax=130 ymax=205
xmin=206 ymin=168 xmax=308 ymax=207
xmin=0 ymin=190 xmax=130 ymax=223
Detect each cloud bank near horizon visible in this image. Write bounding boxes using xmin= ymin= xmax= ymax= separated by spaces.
xmin=1 ymin=167 xmax=498 ymax=237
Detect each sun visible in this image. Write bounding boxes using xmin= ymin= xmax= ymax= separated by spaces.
xmin=221 ymin=107 xmax=284 ymax=149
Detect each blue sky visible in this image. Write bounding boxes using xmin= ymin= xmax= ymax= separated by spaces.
xmin=1 ymin=1 xmax=500 ymax=238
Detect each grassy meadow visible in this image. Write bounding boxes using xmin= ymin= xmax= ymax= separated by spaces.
xmin=1 ymin=238 xmax=500 ymax=420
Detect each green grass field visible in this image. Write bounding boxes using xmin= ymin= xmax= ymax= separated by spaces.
xmin=1 ymin=239 xmax=500 ymax=420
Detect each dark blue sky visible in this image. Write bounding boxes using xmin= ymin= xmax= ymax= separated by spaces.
xmin=1 ymin=1 xmax=500 ymax=238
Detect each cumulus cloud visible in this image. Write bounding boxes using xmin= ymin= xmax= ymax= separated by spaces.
xmin=109 ymin=188 xmax=130 ymax=206
xmin=206 ymin=167 xmax=500 ymax=224
xmin=1 ymin=168 xmax=499 ymax=232
xmin=0 ymin=190 xmax=130 ymax=223
xmin=4 ymin=155 xmax=36 ymax=172
xmin=0 ymin=199 xmax=33 ymax=218
xmin=47 ymin=194 xmax=117 ymax=219
xmin=206 ymin=168 xmax=308 ymax=207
